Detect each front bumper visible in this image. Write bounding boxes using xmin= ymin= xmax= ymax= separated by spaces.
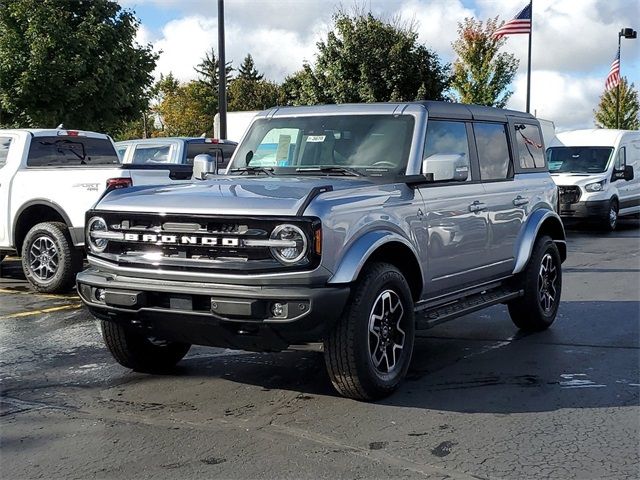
xmin=559 ymin=199 xmax=609 ymax=219
xmin=77 ymin=268 xmax=350 ymax=352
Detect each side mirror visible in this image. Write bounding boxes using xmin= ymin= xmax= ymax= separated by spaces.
xmin=192 ymin=154 xmax=217 ymax=180
xmin=422 ymin=154 xmax=468 ymax=182
xmin=624 ymin=164 xmax=634 ymax=181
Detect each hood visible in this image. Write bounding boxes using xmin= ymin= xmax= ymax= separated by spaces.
xmin=96 ymin=175 xmax=374 ymax=216
xmin=550 ymin=172 xmax=608 ymax=187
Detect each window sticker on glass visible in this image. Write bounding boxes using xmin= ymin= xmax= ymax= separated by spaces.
xmin=307 ymin=135 xmax=326 ymax=143
xmin=276 ymin=135 xmax=291 ymax=163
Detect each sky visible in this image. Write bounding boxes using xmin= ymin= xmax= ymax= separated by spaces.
xmin=117 ymin=0 xmax=640 ymax=131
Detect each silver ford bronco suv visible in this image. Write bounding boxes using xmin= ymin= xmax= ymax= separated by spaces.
xmin=77 ymin=102 xmax=566 ymax=400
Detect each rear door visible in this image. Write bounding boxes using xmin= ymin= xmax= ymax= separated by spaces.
xmin=417 ymin=119 xmax=491 ymax=298
xmin=10 ymin=134 xmax=123 ymax=239
xmin=473 ymin=121 xmax=523 ymax=277
xmin=0 ymin=133 xmax=19 ymax=246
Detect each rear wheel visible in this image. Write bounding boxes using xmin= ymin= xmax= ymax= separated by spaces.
xmin=101 ymin=320 xmax=191 ymax=373
xmin=21 ymin=222 xmax=82 ymax=293
xmin=324 ymin=262 xmax=415 ymax=400
xmin=508 ymin=235 xmax=562 ymax=331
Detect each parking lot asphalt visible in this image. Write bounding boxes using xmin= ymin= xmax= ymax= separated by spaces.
xmin=1 ymin=220 xmax=639 ymax=480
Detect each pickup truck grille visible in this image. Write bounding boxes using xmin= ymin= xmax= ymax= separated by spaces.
xmin=558 ymin=186 xmax=581 ymax=205
xmin=87 ymin=211 xmax=320 ymax=274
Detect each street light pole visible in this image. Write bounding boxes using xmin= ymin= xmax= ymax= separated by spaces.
xmin=218 ymin=0 xmax=227 ymax=140
xmin=616 ymin=27 xmax=637 ymax=129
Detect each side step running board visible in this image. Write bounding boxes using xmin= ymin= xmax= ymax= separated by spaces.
xmin=415 ymin=287 xmax=523 ymax=330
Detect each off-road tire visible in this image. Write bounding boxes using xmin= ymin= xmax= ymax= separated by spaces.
xmin=508 ymin=235 xmax=562 ymax=331
xmin=324 ymin=262 xmax=415 ymax=400
xmin=101 ymin=320 xmax=191 ymax=373
xmin=600 ymin=198 xmax=619 ymax=231
xmin=21 ymin=222 xmax=82 ymax=293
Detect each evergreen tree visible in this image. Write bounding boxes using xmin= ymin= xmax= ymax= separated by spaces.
xmin=594 ymin=78 xmax=640 ymax=130
xmin=237 ymin=54 xmax=264 ymax=81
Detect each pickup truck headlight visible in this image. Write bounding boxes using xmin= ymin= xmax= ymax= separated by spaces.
xmin=270 ymin=224 xmax=307 ymax=264
xmin=87 ymin=216 xmax=109 ymax=253
xmin=584 ymin=180 xmax=606 ymax=192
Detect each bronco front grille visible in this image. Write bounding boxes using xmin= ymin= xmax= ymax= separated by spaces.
xmin=558 ymin=185 xmax=581 ymax=204
xmin=86 ymin=211 xmax=320 ymax=274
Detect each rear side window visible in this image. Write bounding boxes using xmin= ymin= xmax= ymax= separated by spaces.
xmin=474 ymin=123 xmax=511 ymax=181
xmin=514 ymin=123 xmax=545 ymax=169
xmin=186 ymin=143 xmax=236 ymax=168
xmin=0 ymin=136 xmax=12 ymax=168
xmin=27 ymin=136 xmax=119 ymax=167
xmin=132 ymin=144 xmax=173 ymax=164
xmin=423 ymin=120 xmax=471 ymax=182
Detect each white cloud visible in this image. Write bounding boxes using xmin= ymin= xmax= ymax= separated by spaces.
xmin=508 ymin=70 xmax=603 ymax=130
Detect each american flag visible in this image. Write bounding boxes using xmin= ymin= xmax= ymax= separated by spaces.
xmin=605 ymin=47 xmax=621 ymax=91
xmin=493 ymin=2 xmax=532 ymax=39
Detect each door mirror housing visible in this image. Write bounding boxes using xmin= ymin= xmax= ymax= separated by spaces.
xmin=192 ymin=154 xmax=217 ymax=180
xmin=624 ymin=164 xmax=634 ymax=181
xmin=422 ymin=154 xmax=469 ymax=182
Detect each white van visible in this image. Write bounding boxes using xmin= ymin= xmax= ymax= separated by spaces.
xmin=547 ymin=129 xmax=639 ymax=230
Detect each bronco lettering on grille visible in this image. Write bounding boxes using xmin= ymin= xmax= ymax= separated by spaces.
xmin=121 ymin=233 xmax=239 ymax=246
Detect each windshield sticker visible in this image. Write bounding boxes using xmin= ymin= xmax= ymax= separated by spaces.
xmin=306 ymin=135 xmax=326 ymax=143
xmin=275 ymin=135 xmax=291 ymax=161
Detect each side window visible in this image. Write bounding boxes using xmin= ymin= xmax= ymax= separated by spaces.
xmin=132 ymin=144 xmax=172 ymax=165
xmin=116 ymin=145 xmax=128 ymax=161
xmin=615 ymin=147 xmax=626 ymax=170
xmin=514 ymin=123 xmax=545 ymax=169
xmin=474 ymin=123 xmax=511 ymax=181
xmin=0 ymin=136 xmax=12 ymax=169
xmin=423 ymin=120 xmax=471 ymax=182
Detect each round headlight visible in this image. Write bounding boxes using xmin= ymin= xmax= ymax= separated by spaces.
xmin=270 ymin=224 xmax=307 ymax=264
xmin=87 ymin=216 xmax=108 ymax=253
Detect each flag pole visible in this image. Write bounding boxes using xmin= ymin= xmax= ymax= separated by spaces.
xmin=526 ymin=0 xmax=532 ymax=113
xmin=616 ymin=33 xmax=621 ymax=129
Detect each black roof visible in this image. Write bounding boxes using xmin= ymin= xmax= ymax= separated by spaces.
xmin=413 ymin=101 xmax=535 ymax=122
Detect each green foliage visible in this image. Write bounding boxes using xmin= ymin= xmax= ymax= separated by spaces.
xmin=228 ymin=78 xmax=279 ymax=111
xmin=237 ymin=54 xmax=263 ymax=81
xmin=289 ymin=11 xmax=449 ymax=105
xmin=450 ymin=17 xmax=519 ymax=108
xmin=154 ymin=79 xmax=213 ymax=137
xmin=594 ymin=78 xmax=640 ymax=130
xmin=0 ymin=0 xmax=157 ymax=133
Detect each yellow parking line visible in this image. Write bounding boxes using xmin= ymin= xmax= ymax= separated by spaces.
xmin=0 ymin=288 xmax=77 ymax=299
xmin=2 ymin=303 xmax=83 ymax=319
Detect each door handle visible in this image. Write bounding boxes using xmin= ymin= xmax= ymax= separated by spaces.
xmin=468 ymin=201 xmax=487 ymax=213
xmin=513 ymin=195 xmax=530 ymax=206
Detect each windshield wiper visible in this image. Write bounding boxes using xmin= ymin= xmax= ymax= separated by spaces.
xmin=229 ymin=166 xmax=274 ymax=176
xmin=296 ymin=166 xmax=364 ymax=177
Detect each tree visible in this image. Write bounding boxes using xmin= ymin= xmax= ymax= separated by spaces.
xmin=228 ymin=78 xmax=279 ymax=111
xmin=289 ymin=11 xmax=449 ymax=105
xmin=154 ymin=79 xmax=213 ymax=137
xmin=450 ymin=17 xmax=519 ymax=108
xmin=594 ymin=78 xmax=640 ymax=130
xmin=237 ymin=54 xmax=264 ymax=81
xmin=0 ymin=0 xmax=157 ymax=133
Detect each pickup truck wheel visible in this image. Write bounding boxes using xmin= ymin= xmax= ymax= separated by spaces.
xmin=101 ymin=320 xmax=191 ymax=373
xmin=324 ymin=262 xmax=415 ymax=400
xmin=508 ymin=235 xmax=562 ymax=331
xmin=21 ymin=222 xmax=82 ymax=293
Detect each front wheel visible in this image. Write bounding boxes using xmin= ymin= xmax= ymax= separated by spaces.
xmin=101 ymin=320 xmax=191 ymax=373
xmin=508 ymin=235 xmax=562 ymax=331
xmin=324 ymin=262 xmax=415 ymax=400
xmin=600 ymin=198 xmax=618 ymax=231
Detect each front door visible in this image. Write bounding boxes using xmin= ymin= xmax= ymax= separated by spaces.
xmin=417 ymin=120 xmax=491 ymax=299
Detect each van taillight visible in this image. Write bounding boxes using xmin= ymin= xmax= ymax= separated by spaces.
xmin=106 ymin=178 xmax=132 ymax=190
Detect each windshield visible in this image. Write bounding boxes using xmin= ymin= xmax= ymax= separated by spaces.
xmin=547 ymin=146 xmax=613 ymax=173
xmin=231 ymin=115 xmax=415 ymax=176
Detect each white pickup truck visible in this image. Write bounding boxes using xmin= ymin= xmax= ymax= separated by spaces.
xmin=0 ymin=128 xmax=201 ymax=292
